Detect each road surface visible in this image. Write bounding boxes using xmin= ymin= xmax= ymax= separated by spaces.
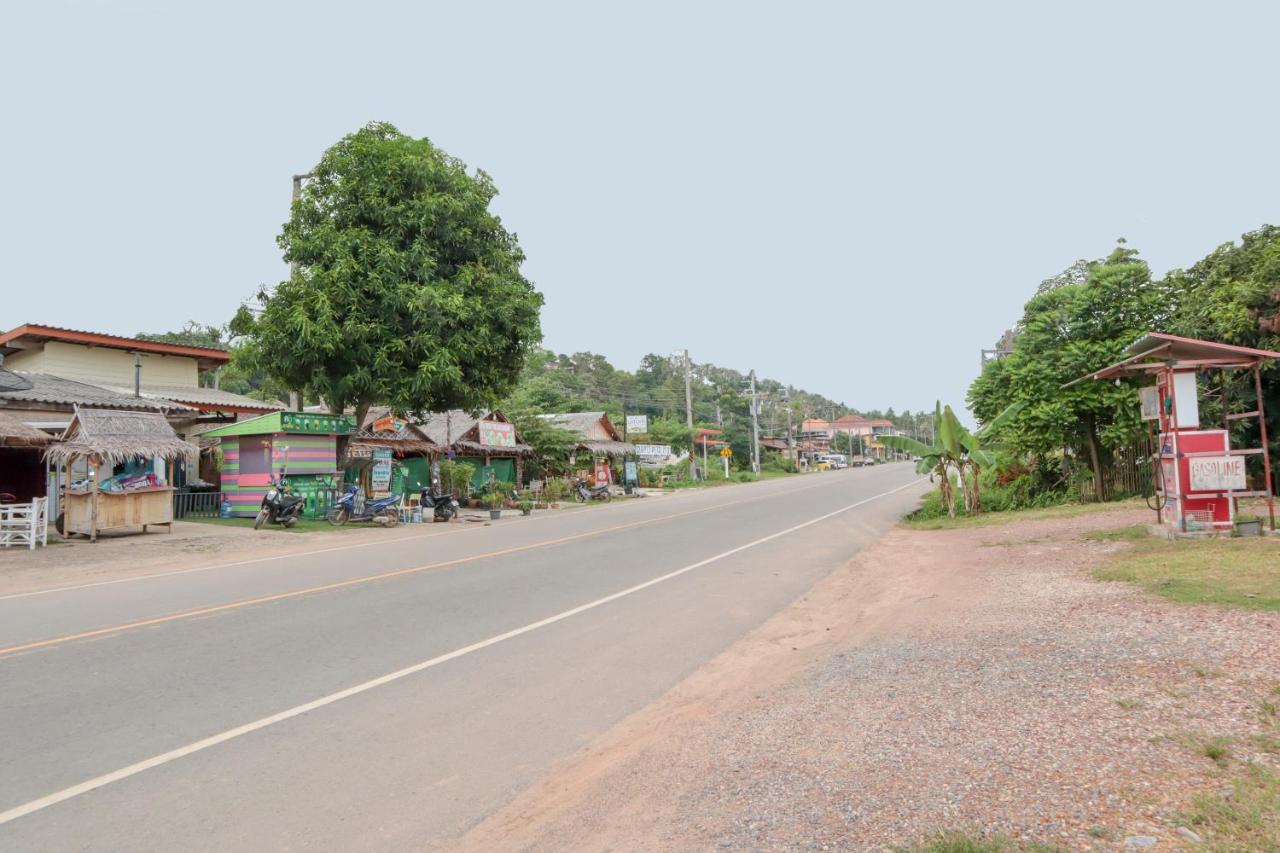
xmin=0 ymin=464 xmax=924 ymax=851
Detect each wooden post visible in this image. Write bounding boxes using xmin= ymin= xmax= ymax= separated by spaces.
xmin=90 ymin=454 xmax=100 ymax=543
xmin=1254 ymin=364 xmax=1276 ymax=531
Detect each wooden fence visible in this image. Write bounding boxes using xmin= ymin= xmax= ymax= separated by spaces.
xmin=1078 ymin=445 xmax=1154 ymax=503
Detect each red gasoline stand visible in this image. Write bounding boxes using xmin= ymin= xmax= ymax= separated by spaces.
xmin=1073 ymin=333 xmax=1278 ymax=534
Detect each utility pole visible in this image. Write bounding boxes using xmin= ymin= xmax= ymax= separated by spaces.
xmin=749 ymin=370 xmax=761 ymax=475
xmin=681 ymin=349 xmax=693 ymax=430
xmin=784 ymin=387 xmax=795 ymax=467
xmin=675 ymin=349 xmax=697 ymax=480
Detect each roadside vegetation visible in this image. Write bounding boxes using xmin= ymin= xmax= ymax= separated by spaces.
xmin=897 ymin=832 xmax=1064 ymax=852
xmin=1088 ymin=525 xmax=1280 ymax=610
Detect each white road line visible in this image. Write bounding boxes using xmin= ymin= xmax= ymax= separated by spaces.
xmin=0 ymin=469 xmax=872 ymax=602
xmin=0 ymin=477 xmax=924 ymax=827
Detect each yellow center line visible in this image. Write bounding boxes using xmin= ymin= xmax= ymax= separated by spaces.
xmin=0 ymin=474 xmax=862 ymax=658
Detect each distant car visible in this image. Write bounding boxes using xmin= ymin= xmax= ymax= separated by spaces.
xmin=826 ymin=454 xmax=848 ymax=469
xmin=810 ymin=458 xmax=832 ymax=471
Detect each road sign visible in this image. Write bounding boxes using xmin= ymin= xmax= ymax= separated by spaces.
xmin=720 ymin=447 xmax=732 ymax=457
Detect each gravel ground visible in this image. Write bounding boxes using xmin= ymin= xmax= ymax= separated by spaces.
xmin=457 ymin=506 xmax=1280 ymax=851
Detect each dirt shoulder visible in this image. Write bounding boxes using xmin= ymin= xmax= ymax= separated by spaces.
xmin=455 ymin=506 xmax=1280 ymax=851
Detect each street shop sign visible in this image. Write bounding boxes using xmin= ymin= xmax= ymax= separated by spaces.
xmin=1188 ymin=456 xmax=1246 ymax=492
xmin=370 ymin=447 xmax=393 ymax=492
xmin=625 ymin=415 xmax=648 ymax=434
xmin=281 ymin=411 xmax=354 ymax=435
xmin=633 ymin=443 xmax=672 ymax=459
xmin=478 ymin=420 xmax=515 ymax=447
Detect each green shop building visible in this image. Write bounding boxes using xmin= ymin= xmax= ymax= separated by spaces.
xmin=202 ymin=411 xmax=354 ymax=518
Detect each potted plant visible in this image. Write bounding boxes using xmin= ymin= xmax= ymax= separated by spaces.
xmin=1236 ymin=514 xmax=1263 ymax=537
xmin=482 ymin=491 xmax=504 ymax=520
xmin=518 ymin=500 xmax=534 ymax=516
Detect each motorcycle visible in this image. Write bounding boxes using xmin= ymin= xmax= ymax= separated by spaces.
xmin=254 ymin=475 xmax=307 ymax=530
xmin=327 ymin=483 xmax=402 ymax=527
xmin=419 ymin=478 xmax=461 ymax=522
xmin=573 ymin=477 xmax=611 ymax=502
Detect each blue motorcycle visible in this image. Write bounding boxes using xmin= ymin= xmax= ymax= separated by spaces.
xmin=327 ymin=484 xmax=402 ymax=527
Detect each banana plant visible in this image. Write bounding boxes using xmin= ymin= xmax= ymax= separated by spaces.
xmin=880 ymin=400 xmax=1024 ymax=517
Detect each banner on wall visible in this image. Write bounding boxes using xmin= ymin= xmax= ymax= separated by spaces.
xmin=478 ymin=420 xmax=515 ymax=447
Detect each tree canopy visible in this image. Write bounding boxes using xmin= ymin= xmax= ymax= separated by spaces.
xmin=242 ymin=121 xmax=544 ymax=424
xmin=969 ymin=225 xmax=1280 ymax=497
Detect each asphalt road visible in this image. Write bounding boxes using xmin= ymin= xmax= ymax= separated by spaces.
xmin=0 ymin=464 xmax=925 ymax=851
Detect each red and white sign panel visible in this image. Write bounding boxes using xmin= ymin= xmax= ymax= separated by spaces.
xmin=478 ymin=420 xmax=515 ymax=448
xmin=1188 ymin=456 xmax=1246 ymax=492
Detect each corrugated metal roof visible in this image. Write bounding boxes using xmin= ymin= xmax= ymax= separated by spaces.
xmin=0 ymin=373 xmax=196 ymax=412
xmin=101 ymin=384 xmax=283 ymax=412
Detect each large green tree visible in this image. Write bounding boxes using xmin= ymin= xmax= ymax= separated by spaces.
xmin=968 ymin=243 xmax=1168 ymax=498
xmin=244 ymin=122 xmax=543 ymax=424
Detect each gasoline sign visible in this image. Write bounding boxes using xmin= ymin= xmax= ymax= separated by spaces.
xmin=1188 ymin=456 xmax=1246 ymax=492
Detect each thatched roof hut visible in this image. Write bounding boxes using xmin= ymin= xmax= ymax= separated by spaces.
xmin=46 ymin=407 xmax=198 ymax=465
xmin=0 ymin=414 xmax=53 ymax=448
xmin=537 ymin=412 xmax=635 ymax=458
xmin=416 ymin=410 xmax=534 ymax=456
xmin=354 ymin=408 xmax=440 ymax=453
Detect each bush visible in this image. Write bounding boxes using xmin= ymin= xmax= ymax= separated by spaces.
xmin=735 ymin=471 xmax=754 ymax=483
xmin=542 ymin=478 xmax=571 ymax=502
xmin=438 ymin=459 xmax=475 ymax=497
xmin=908 ymin=463 xmax=1074 ymax=521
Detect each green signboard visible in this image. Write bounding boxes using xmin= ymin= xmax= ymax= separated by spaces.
xmin=281 ymin=411 xmax=355 ymax=435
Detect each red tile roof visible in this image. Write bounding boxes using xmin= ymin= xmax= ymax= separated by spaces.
xmin=0 ymin=324 xmax=231 ymax=364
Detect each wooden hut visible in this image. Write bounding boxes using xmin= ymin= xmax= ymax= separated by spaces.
xmin=45 ymin=407 xmax=198 ymax=541
xmin=0 ymin=414 xmax=54 ymax=503
xmin=416 ymin=410 xmax=534 ymax=489
xmin=538 ymin=412 xmax=636 ymax=485
xmin=346 ymin=408 xmax=440 ymax=499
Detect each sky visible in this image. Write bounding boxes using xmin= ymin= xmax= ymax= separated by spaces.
xmin=3 ymin=1 xmax=1278 ymax=418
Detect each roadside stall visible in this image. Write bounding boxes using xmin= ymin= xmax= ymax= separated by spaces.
xmin=346 ymin=410 xmax=439 ymax=503
xmin=0 ymin=414 xmax=53 ymax=504
xmin=201 ymin=411 xmax=353 ymax=518
xmin=537 ymin=412 xmax=635 ymax=486
xmin=417 ymin=410 xmax=535 ymax=491
xmin=47 ymin=407 xmax=197 ymax=542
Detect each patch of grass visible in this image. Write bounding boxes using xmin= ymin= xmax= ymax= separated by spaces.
xmin=1083 ymin=524 xmax=1149 ymax=542
xmin=1251 ymin=733 xmax=1280 ymax=755
xmin=1181 ymin=762 xmax=1280 ymax=850
xmin=1115 ymin=696 xmax=1146 ymax=710
xmin=1086 ymin=825 xmax=1109 ymax=839
xmin=903 ymin=498 xmax=1144 ymax=531
xmin=1192 ymin=736 xmax=1234 ymax=767
xmin=897 ymin=832 xmax=1064 ymax=852
xmin=1092 ymin=531 xmax=1280 ymax=611
xmin=1194 ymin=664 xmax=1225 ymax=679
xmin=1261 ymin=700 xmax=1279 ymax=720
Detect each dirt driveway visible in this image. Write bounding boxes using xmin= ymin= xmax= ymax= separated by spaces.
xmin=457 ymin=506 xmax=1280 ymax=851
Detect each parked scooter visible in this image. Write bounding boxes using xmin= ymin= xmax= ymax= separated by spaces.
xmin=254 ymin=475 xmax=307 ymax=530
xmin=327 ymin=484 xmax=402 ymax=527
xmin=573 ymin=477 xmax=611 ymax=502
xmin=419 ymin=478 xmax=460 ymax=522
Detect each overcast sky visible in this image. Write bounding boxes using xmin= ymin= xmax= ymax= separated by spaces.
xmin=4 ymin=1 xmax=1278 ymax=417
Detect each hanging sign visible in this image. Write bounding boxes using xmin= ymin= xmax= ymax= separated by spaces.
xmin=478 ymin=420 xmax=515 ymax=447
xmin=1138 ymin=387 xmax=1160 ymax=422
xmin=370 ymin=447 xmax=393 ymax=493
xmin=625 ymin=415 xmax=648 ymax=434
xmin=372 ymin=415 xmax=407 ymax=433
xmin=1188 ymin=456 xmax=1246 ymax=492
